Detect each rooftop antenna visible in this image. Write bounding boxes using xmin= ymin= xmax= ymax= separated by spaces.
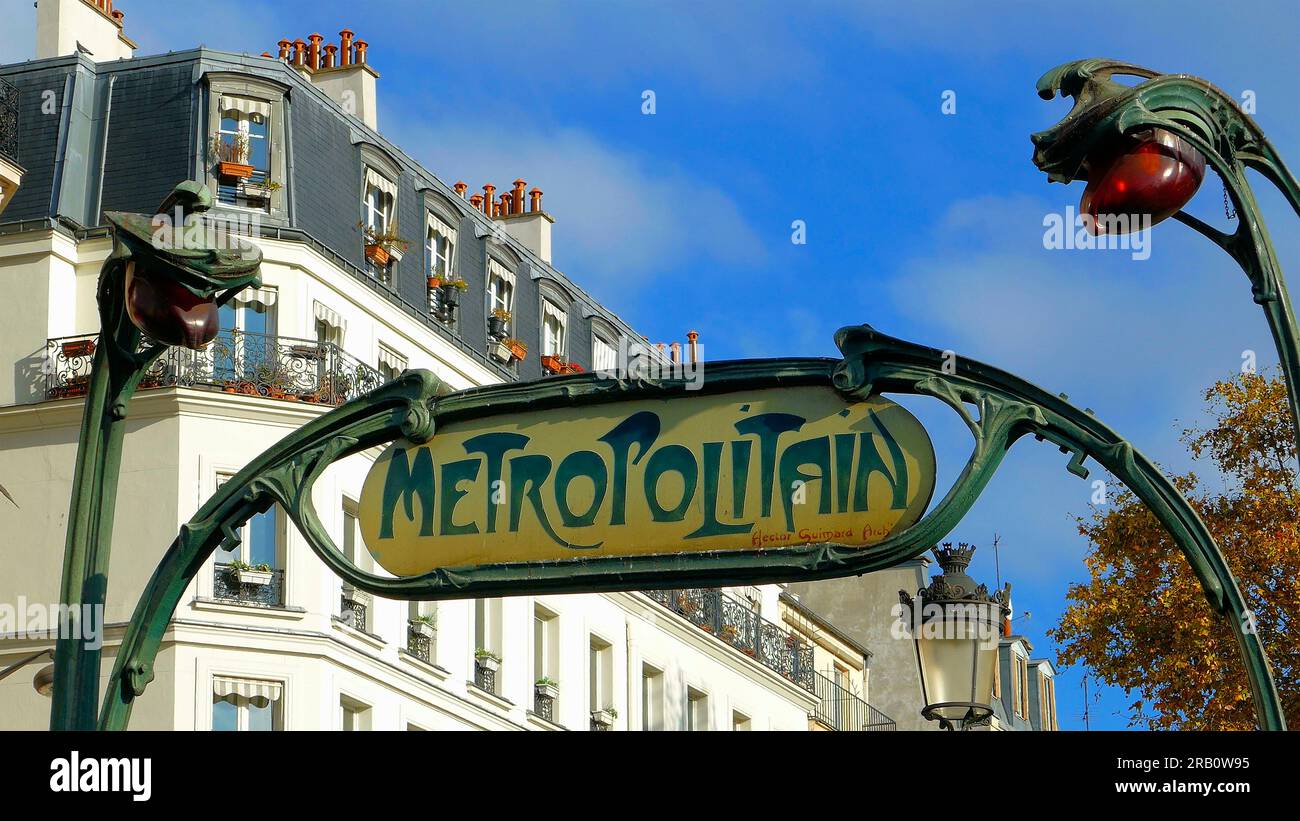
xmin=992 ymin=532 xmax=1002 ymax=590
xmin=1082 ymin=675 xmax=1092 ymax=731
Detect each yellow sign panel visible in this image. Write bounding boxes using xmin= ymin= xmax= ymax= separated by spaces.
xmin=358 ymin=386 xmax=936 ymax=577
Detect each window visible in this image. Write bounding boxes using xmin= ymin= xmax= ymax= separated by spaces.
xmin=1039 ymin=673 xmax=1057 ymax=731
xmin=214 ymin=288 xmax=278 ymax=384
xmin=474 ymin=598 xmax=504 ymax=693
xmin=488 ymin=259 xmax=516 ymax=336
xmin=340 ymin=500 xmax=372 ymax=634
xmin=213 ymin=95 xmax=274 ymax=210
xmin=427 ymin=214 xmax=457 ymax=279
xmin=213 ymin=475 xmax=284 ymax=606
xmin=592 ymin=332 xmax=618 ymax=373
xmin=377 ymin=345 xmax=407 ymax=383
xmin=1013 ymin=655 xmax=1030 ymax=719
xmin=687 ymin=687 xmax=709 ymax=731
xmin=732 ymin=710 xmax=751 ymax=731
xmin=641 ymin=664 xmax=664 ymax=731
xmin=212 ymin=677 xmax=282 ymax=731
xmin=340 ymin=695 xmax=371 ymax=731
xmin=589 ymin=636 xmax=613 ymax=713
xmin=993 ymin=651 xmax=1001 ymax=700
xmin=362 ymin=166 xmax=398 ymax=282
xmin=542 ymin=299 xmax=567 ymax=358
xmin=533 ymin=606 xmax=558 ymax=683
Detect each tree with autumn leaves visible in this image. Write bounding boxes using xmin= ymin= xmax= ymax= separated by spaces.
xmin=1052 ymin=370 xmax=1299 ymax=730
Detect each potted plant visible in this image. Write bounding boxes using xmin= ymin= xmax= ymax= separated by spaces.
xmin=227 ymin=559 xmax=273 ymax=586
xmin=719 ymin=624 xmax=739 ymax=643
xmin=210 ymin=133 xmax=254 ymax=179
xmin=438 ymin=277 xmax=468 ymax=309
xmin=427 ymin=274 xmax=443 ymax=289
xmin=359 ymin=222 xmax=411 ymax=266
xmin=489 ymin=339 xmax=512 ymax=364
xmin=474 ymin=648 xmax=502 ymax=673
xmin=540 ymin=354 xmax=566 ymax=374
xmin=487 ymin=308 xmax=511 ymax=340
xmin=241 ymin=178 xmax=282 ymax=201
xmin=61 ymin=338 xmax=95 ymax=359
xmin=591 ymin=707 xmax=617 ymax=727
xmin=534 ymin=677 xmax=560 ymax=701
xmin=503 ymin=338 xmax=528 ymax=362
xmin=341 ymin=582 xmax=372 ymax=609
xmin=409 ymin=613 xmax=436 ymax=638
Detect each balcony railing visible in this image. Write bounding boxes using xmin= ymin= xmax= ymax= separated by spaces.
xmin=644 ymin=588 xmax=815 ymax=692
xmin=212 ymin=563 xmax=286 ymax=608
xmin=45 ymin=331 xmax=385 ymax=405
xmin=0 ymin=77 xmax=17 ymax=164
xmin=811 ymin=671 xmax=896 ymax=731
xmin=406 ymin=622 xmax=433 ymax=662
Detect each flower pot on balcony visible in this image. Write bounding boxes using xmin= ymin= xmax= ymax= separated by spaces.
xmin=487 ymin=316 xmax=507 ymax=340
xmin=535 ymin=683 xmax=560 ymax=701
xmin=476 ymin=656 xmax=501 ymax=673
xmin=217 ymin=161 xmax=256 ymax=180
xmin=234 ymin=569 xmax=273 ymax=586
xmin=505 ymin=339 xmax=528 ymax=362
xmin=410 ymin=620 xmax=435 ymax=639
xmin=540 ymin=355 xmax=566 ymax=374
xmin=342 ymin=585 xmax=372 ymax=608
xmin=427 ymin=276 xmax=442 ymax=289
xmin=489 ymin=340 xmax=512 ymax=364
xmin=438 ymin=284 xmax=462 ymax=308
xmin=365 ymin=244 xmax=391 ymax=266
xmin=61 ymin=339 xmax=96 ymax=358
xmin=591 ymin=709 xmax=616 ymax=728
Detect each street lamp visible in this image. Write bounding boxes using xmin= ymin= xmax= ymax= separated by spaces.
xmin=50 ymin=181 xmax=262 ymax=730
xmin=1033 ymin=59 xmax=1300 ymax=465
xmin=900 ymin=542 xmax=1010 ymax=731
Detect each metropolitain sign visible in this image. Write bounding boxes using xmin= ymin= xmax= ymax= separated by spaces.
xmin=359 ymin=385 xmax=936 ymax=576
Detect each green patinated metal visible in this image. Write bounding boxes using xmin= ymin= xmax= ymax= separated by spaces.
xmin=51 ymin=182 xmax=261 ymax=731
xmin=97 ymin=325 xmax=1285 ymax=731
xmin=1033 ymin=58 xmax=1300 ymax=466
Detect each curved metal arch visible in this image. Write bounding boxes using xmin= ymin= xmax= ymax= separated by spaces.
xmin=100 ymin=327 xmax=1285 ymax=730
xmin=1033 ymin=58 xmax=1300 ymax=465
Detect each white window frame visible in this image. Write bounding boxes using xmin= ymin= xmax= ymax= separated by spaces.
xmin=542 ymin=298 xmax=567 ymax=358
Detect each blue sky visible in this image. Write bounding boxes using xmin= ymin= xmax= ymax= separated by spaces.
xmin=4 ymin=0 xmax=1298 ymax=729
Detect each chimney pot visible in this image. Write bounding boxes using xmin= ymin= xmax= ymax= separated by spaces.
xmin=528 ymin=187 xmax=543 ymax=213
xmin=278 ymin=39 xmax=292 ymax=60
xmin=340 ymin=29 xmax=354 ymax=66
xmin=308 ymin=33 xmax=323 ymax=70
xmin=453 ymin=181 xmax=468 ymax=198
xmin=323 ymin=44 xmax=337 ymax=68
xmin=469 ymin=194 xmax=484 ymax=209
xmin=670 ymin=342 xmax=682 ymax=364
xmin=482 ymin=184 xmax=496 ymax=215
xmin=499 ymin=193 xmax=512 ymax=217
xmin=354 ymin=39 xmax=369 ymax=64
xmin=687 ymin=330 xmax=700 ymax=364
xmin=293 ymin=39 xmax=307 ymax=67
xmin=512 ymin=179 xmax=527 ymax=214
xmin=112 ymin=9 xmax=124 ymax=22
xmin=261 ymin=51 xmax=272 ymax=58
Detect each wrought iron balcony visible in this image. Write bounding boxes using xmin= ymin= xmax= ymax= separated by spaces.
xmin=644 ymin=588 xmax=815 ymax=692
xmin=406 ymin=622 xmax=433 ymax=662
xmin=534 ymin=693 xmax=556 ymax=723
xmin=812 ymin=671 xmax=896 ymax=731
xmin=45 ymin=331 xmax=385 ymax=404
xmin=474 ymin=660 xmax=498 ymax=695
xmin=212 ymin=562 xmax=286 ymax=608
xmin=0 ymin=77 xmax=17 ymax=164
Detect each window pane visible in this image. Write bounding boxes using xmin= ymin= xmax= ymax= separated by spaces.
xmin=212 ymin=698 xmax=237 ymax=731
xmin=247 ymin=508 xmax=277 ymax=567
xmin=247 ymin=701 xmax=274 ymax=731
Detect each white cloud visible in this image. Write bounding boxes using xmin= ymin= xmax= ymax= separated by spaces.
xmin=384 ymin=120 xmax=764 ymax=298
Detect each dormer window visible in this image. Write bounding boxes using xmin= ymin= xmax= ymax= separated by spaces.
xmin=542 ymin=298 xmax=567 ymax=358
xmin=361 ymin=167 xmax=398 ymax=282
xmin=204 ymin=74 xmax=289 ymax=217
